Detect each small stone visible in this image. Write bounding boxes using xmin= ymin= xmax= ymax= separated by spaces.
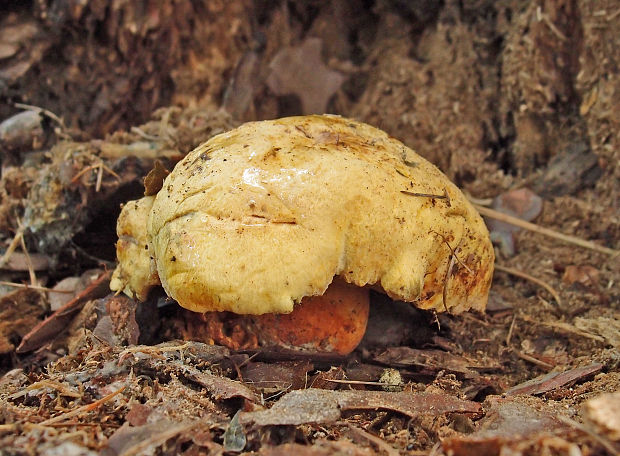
xmin=379 ymin=368 xmax=403 ymax=392
xmin=486 ymin=188 xmax=542 ymax=256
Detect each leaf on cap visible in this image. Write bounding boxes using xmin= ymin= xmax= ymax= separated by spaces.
xmin=144 ymin=160 xmax=170 ymax=196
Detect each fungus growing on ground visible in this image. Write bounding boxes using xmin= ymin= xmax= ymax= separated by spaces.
xmin=110 ymin=115 xmax=494 ymax=355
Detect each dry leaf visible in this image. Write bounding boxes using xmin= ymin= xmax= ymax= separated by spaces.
xmin=266 ymin=38 xmax=345 ymax=114
xmin=562 ymin=265 xmax=600 ymax=287
xmin=143 ymin=160 xmax=170 ymax=196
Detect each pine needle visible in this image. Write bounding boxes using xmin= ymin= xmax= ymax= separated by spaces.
xmin=39 ymin=386 xmax=126 ymax=426
xmin=474 ymin=204 xmax=618 ymax=256
xmin=0 ymin=227 xmax=24 ymax=268
xmin=19 ymin=235 xmax=36 ymax=286
xmin=495 ymin=264 xmax=562 ymax=306
xmin=0 ymin=281 xmax=73 ymax=293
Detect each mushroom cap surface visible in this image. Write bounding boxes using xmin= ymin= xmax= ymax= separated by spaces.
xmin=110 ymin=195 xmax=160 ymax=301
xmin=147 ymin=115 xmax=494 ymax=315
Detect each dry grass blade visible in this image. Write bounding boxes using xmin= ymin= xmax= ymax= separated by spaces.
xmin=431 ymin=232 xmax=472 ymax=274
xmin=0 ymin=281 xmax=73 ymax=293
xmin=401 ymin=190 xmax=449 ymax=201
xmin=130 ymin=125 xmax=163 ymax=141
xmin=474 ymin=204 xmax=618 ymax=256
xmin=505 ymin=314 xmax=517 ymax=346
xmin=520 ymin=315 xmax=606 ymax=342
xmin=557 ymin=415 xmax=620 ymax=455
xmin=39 ymin=386 xmax=126 ymax=425
xmin=119 ymin=342 xmax=192 ymax=356
xmin=536 ymin=6 xmax=568 ymax=41
xmin=495 ymin=264 xmax=562 ymax=306
xmin=19 ymin=235 xmax=36 ymax=286
xmin=14 ymin=102 xmax=68 ymax=131
xmin=71 ymin=162 xmax=120 ymax=191
xmin=0 ymin=227 xmax=25 ymax=268
xmin=9 ymin=380 xmax=82 ymax=399
xmin=515 ymin=350 xmax=555 ymax=370
xmin=324 ymin=379 xmax=391 ymax=387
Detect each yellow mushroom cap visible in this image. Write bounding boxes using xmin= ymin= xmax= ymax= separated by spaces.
xmin=144 ymin=115 xmax=493 ymax=315
xmin=110 ymin=195 xmax=160 ymax=301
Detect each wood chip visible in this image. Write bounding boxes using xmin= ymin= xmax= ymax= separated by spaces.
xmin=239 ymin=389 xmax=481 ymax=427
xmin=505 ymin=363 xmax=603 ymax=396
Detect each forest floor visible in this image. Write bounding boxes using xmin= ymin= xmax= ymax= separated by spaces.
xmin=0 ymin=1 xmax=618 ymax=455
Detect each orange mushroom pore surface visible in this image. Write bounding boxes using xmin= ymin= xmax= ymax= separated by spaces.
xmin=251 ymin=279 xmax=370 ymax=355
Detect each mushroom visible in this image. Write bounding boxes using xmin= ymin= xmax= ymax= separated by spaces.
xmin=111 ymin=115 xmax=494 ymax=355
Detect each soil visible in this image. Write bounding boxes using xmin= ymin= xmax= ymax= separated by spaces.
xmin=0 ymin=1 xmax=618 ymax=455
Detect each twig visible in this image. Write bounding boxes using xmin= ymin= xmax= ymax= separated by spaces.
xmin=401 ymin=190 xmax=447 ymax=200
xmin=96 ymin=163 xmax=104 ymax=192
xmin=395 ymin=168 xmax=408 ymax=178
xmin=130 ymin=126 xmax=163 ymax=141
xmin=118 ymin=342 xmax=193 ymax=363
xmin=46 ymin=422 xmax=107 ymax=427
xmin=120 ymin=342 xmax=192 ymax=356
xmin=432 ymin=233 xmax=470 ymax=313
xmin=39 ymin=386 xmax=126 ymax=425
xmin=14 ymin=102 xmax=68 ymax=131
xmin=536 ymin=6 xmax=568 ymax=41
xmin=428 ymin=442 xmax=442 ymax=456
xmin=0 ymin=281 xmax=73 ymax=293
xmin=235 ymin=351 xmax=261 ymax=370
xmin=8 ymin=380 xmax=82 ymax=399
xmin=19 ymin=235 xmax=36 ymax=286
xmin=432 ymin=232 xmax=473 ymax=274
xmin=71 ymin=165 xmax=97 ymax=183
xmin=515 ymin=350 xmax=554 ymax=370
xmin=71 ymin=162 xmax=120 ymax=191
xmin=465 ymin=194 xmax=493 ymax=206
xmin=443 ymin=251 xmax=457 ymax=312
xmin=346 ymin=423 xmax=400 ymax=456
xmin=462 ymin=312 xmax=490 ymax=327
xmin=70 ymin=242 xmax=115 ymax=268
xmin=431 ymin=310 xmax=441 ymax=331
xmin=505 ymin=314 xmax=517 ymax=346
xmin=264 ymin=385 xmax=293 ymax=401
xmin=495 ymin=264 xmax=561 ymax=306
xmin=401 ymin=189 xmax=451 ymax=207
xmin=0 ymin=227 xmax=25 ymax=268
xmin=324 ymin=379 xmax=391 ymax=387
xmin=607 ymin=8 xmax=620 ymax=20
xmin=30 ymin=380 xmax=82 ymax=398
xmin=520 ymin=315 xmax=606 ymax=342
xmin=474 ymin=204 xmax=618 ymax=256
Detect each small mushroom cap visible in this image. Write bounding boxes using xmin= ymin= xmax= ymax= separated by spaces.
xmin=148 ymin=115 xmax=494 ymax=315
